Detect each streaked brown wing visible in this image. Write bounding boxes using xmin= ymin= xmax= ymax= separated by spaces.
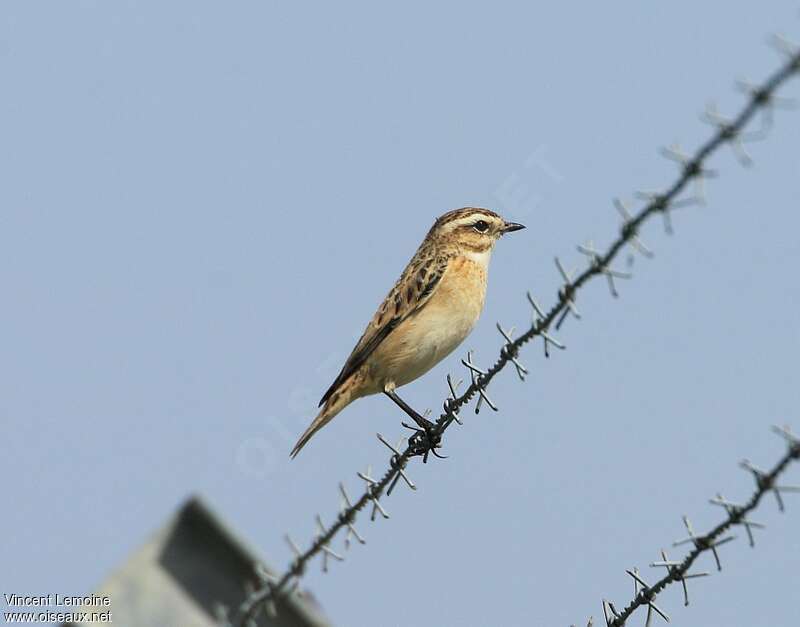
xmin=319 ymin=253 xmax=449 ymax=406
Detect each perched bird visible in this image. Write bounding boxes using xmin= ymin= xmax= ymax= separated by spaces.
xmin=290 ymin=207 xmax=525 ymax=458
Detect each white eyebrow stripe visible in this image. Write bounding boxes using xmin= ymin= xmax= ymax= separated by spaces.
xmin=443 ymin=213 xmax=497 ymax=230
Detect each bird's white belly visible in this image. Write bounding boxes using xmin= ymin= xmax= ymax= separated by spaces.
xmin=369 ymin=256 xmax=486 ymax=389
xmin=392 ymin=305 xmax=476 ymax=385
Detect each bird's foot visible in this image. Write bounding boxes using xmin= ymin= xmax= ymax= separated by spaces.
xmin=384 ymin=389 xmax=446 ymax=462
xmin=401 ymin=419 xmax=446 ymax=462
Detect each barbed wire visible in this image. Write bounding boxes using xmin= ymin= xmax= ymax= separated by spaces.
xmin=237 ymin=32 xmax=800 ymax=627
xmin=590 ymin=424 xmax=800 ymax=627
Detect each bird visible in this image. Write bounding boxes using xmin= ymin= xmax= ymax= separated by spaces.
xmin=290 ymin=207 xmax=525 ymax=458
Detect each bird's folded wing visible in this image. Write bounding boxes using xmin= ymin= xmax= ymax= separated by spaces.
xmin=319 ymin=253 xmax=449 ymax=406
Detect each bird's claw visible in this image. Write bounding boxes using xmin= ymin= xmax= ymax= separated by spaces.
xmin=401 ymin=420 xmax=445 ymax=462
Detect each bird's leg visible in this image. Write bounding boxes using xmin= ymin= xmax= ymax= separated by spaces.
xmin=383 ymin=388 xmax=446 ymax=460
xmin=383 ymin=390 xmax=434 ymax=431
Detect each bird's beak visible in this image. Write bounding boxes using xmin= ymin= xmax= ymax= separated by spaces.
xmin=501 ymin=222 xmax=526 ymax=234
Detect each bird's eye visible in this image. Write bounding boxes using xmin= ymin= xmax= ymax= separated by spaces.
xmin=473 ymin=220 xmax=489 ymax=233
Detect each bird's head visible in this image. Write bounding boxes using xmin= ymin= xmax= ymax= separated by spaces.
xmin=430 ymin=207 xmax=525 ymax=254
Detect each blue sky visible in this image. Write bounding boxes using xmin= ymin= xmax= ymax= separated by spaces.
xmin=2 ymin=2 xmax=799 ymax=626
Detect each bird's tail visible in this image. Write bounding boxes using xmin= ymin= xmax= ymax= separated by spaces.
xmin=290 ymin=383 xmax=355 ymax=458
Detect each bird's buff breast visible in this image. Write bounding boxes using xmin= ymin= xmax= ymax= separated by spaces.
xmin=367 ymin=256 xmax=487 ymax=389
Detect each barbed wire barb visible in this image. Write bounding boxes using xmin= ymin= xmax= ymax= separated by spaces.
xmin=708 ymin=493 xmax=766 ymax=547
xmin=613 ymin=198 xmax=655 ymax=257
xmin=769 ymin=32 xmax=799 ymax=59
xmin=739 ymin=458 xmax=800 ymax=512
xmin=601 ymin=600 xmax=620 ymax=627
xmin=315 ymin=514 xmax=345 ymax=573
xmin=700 ymin=102 xmax=754 ymax=166
xmin=771 ymin=423 xmax=800 ymax=448
xmin=554 ymin=256 xmax=582 ymax=328
xmin=576 ymin=240 xmax=632 ymax=298
xmin=285 ymin=534 xmax=302 ymax=558
xmin=627 ymin=568 xmax=670 ymax=626
xmin=526 ymin=291 xmax=566 ymax=358
xmin=445 ymin=374 xmax=464 ymax=425
xmin=496 ymin=323 xmax=529 ymax=380
xmin=462 ymin=350 xmax=498 ymax=413
xmin=376 ymin=434 xmax=417 ymax=495
xmin=634 ymin=190 xmax=693 ymax=235
xmin=649 ymin=549 xmax=709 ymax=607
xmin=338 ymin=483 xmax=366 ymax=548
xmin=658 ymin=143 xmax=718 ymax=205
xmin=357 ymin=465 xmax=391 ymax=521
xmin=672 ymin=515 xmax=735 ymax=572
